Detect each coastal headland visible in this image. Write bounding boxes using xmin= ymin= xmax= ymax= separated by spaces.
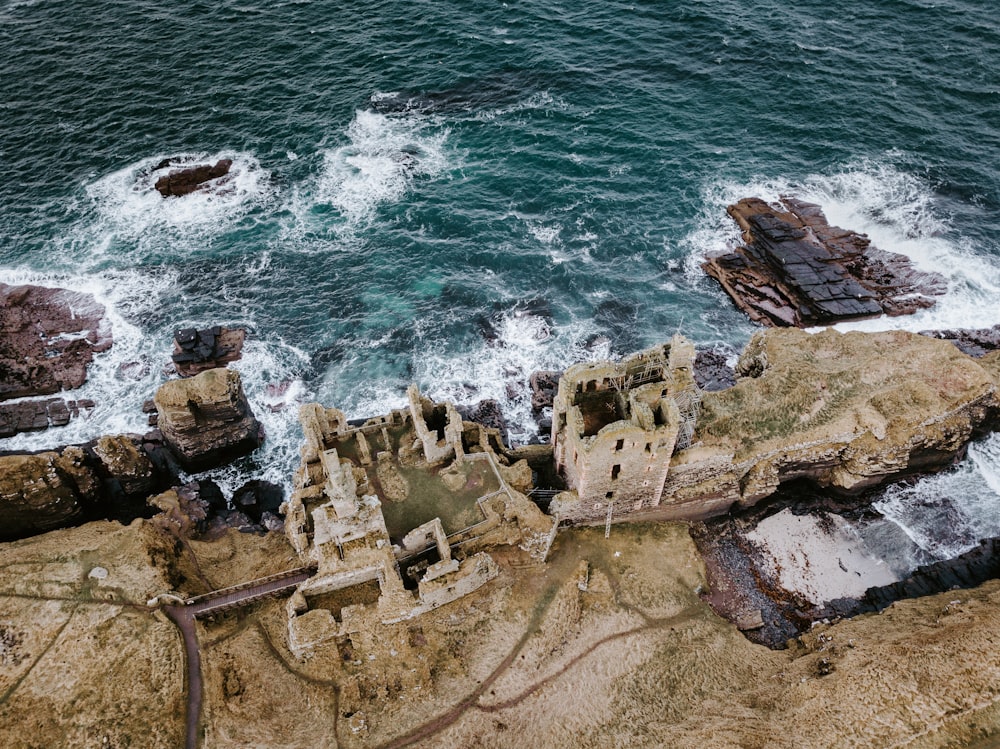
xmin=3 ymin=198 xmax=1000 ymax=748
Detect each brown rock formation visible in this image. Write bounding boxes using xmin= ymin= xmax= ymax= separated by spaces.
xmin=171 ymin=325 xmax=245 ymax=377
xmin=0 ymin=453 xmax=84 ymax=536
xmin=658 ymin=328 xmax=999 ymax=518
xmin=154 ymin=158 xmax=233 ymax=197
xmin=154 ymin=368 xmax=263 ymax=471
xmin=0 ymin=282 xmax=111 ymax=401
xmin=0 ymin=434 xmax=171 ymax=541
xmin=703 ymin=197 xmax=946 ymax=326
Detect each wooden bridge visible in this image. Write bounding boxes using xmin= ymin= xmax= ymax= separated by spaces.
xmin=183 ymin=565 xmax=315 ymax=617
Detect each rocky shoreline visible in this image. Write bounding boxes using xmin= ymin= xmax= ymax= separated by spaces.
xmin=3 ymin=224 xmax=1000 ymax=621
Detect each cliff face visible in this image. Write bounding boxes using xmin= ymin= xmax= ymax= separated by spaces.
xmin=655 ymin=328 xmax=999 ymax=515
xmin=0 ymin=435 xmax=169 ymax=541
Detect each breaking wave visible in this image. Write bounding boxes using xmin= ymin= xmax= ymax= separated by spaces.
xmin=871 ymin=433 xmax=1000 ymax=563
xmin=0 ymin=266 xmax=175 ymax=450
xmin=317 ymin=305 xmax=611 ymax=445
xmin=292 ymin=108 xmax=451 ymax=231
xmin=684 ymin=156 xmax=1000 ymax=332
xmin=86 ymin=151 xmax=275 ymax=241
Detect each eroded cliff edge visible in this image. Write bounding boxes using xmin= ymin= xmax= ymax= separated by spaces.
xmin=667 ymin=327 xmax=999 ymax=513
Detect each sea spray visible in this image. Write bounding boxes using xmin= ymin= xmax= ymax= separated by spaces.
xmin=294 ymin=108 xmax=451 ymax=231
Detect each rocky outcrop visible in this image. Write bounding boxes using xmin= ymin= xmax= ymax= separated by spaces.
xmin=703 ymin=197 xmax=946 ymax=326
xmin=231 ymin=480 xmax=284 ymax=524
xmin=648 ymin=328 xmax=1000 ymax=520
xmin=529 ymin=370 xmax=560 ymax=413
xmin=171 ymin=326 xmax=245 ymax=377
xmin=920 ymin=324 xmax=1000 ymax=358
xmin=154 ymin=368 xmax=263 ymax=471
xmin=0 ymin=398 xmax=96 ymax=438
xmin=154 ymin=158 xmax=233 ymax=197
xmin=0 ymin=282 xmax=111 ymax=401
xmin=694 ymin=347 xmax=736 ymax=392
xmin=0 ymin=434 xmax=175 ymax=541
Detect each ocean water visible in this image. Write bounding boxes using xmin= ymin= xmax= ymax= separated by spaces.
xmin=2 ymin=0 xmax=999 ymax=558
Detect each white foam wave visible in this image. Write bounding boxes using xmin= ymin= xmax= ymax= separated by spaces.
xmin=419 ymin=310 xmax=608 ymax=443
xmin=685 ymin=156 xmax=1000 ymax=332
xmin=81 ymin=151 xmax=273 ymax=258
xmin=193 ymin=338 xmax=312 ymax=497
xmin=303 ymin=109 xmax=449 ymax=228
xmin=872 ymin=434 xmax=1000 ymax=561
xmin=313 ymin=307 xmax=612 ymax=445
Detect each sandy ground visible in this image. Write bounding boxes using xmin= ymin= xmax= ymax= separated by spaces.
xmin=6 ymin=518 xmax=1000 ymax=748
xmin=746 ymin=509 xmax=900 ymax=604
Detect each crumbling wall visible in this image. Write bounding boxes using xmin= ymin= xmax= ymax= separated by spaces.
xmin=407 ymin=384 xmax=464 ymax=464
xmin=551 ymin=334 xmax=699 ymax=524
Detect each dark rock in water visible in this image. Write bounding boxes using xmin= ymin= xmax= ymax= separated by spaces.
xmin=171 ymin=325 xmax=245 ymax=377
xmin=457 ymin=399 xmax=509 ymax=443
xmin=154 ymin=159 xmax=233 ymax=197
xmin=0 ymin=282 xmax=112 ymax=402
xmin=529 ymin=370 xmax=561 ymax=413
xmin=919 ymin=325 xmax=1000 ymax=358
xmin=0 ymin=398 xmax=62 ymax=437
xmin=0 ymin=396 xmax=99 ymax=439
xmin=154 ymin=368 xmax=263 ymax=472
xmin=231 ymin=480 xmax=284 ymax=523
xmin=694 ymin=347 xmax=737 ymax=392
xmin=703 ymin=197 xmax=946 ymax=327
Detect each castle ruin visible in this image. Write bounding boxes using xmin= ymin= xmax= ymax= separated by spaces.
xmin=549 ymin=334 xmax=701 ymax=525
xmin=282 ymin=385 xmax=556 ymax=658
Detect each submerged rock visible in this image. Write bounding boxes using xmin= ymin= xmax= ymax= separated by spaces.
xmin=703 ymin=197 xmax=946 ymax=326
xmin=171 ymin=325 xmax=246 ymax=377
xmin=154 ymin=158 xmax=233 ymax=197
xmin=154 ymin=367 xmax=263 ymax=471
xmin=0 ymin=282 xmax=111 ymax=401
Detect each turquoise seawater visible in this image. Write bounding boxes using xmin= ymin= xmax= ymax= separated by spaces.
xmin=2 ymin=0 xmax=999 ymax=546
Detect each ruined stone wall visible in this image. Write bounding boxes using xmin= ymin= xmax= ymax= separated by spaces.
xmin=551 ymin=335 xmax=698 ymax=524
